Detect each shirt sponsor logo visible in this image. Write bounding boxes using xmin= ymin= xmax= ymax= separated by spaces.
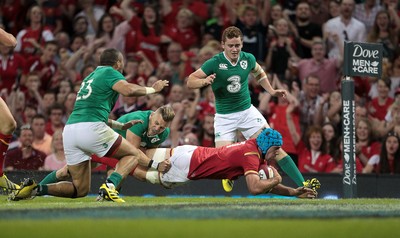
xmin=219 ymin=63 xmax=228 ymax=69
xmin=151 ymin=137 xmax=160 ymax=143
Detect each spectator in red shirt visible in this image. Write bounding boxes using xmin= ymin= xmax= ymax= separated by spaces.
xmin=15 ymin=5 xmax=55 ymax=58
xmin=368 ymin=78 xmax=394 ymax=122
xmin=363 ymin=131 xmax=400 ymax=174
xmin=4 ymin=125 xmax=46 ymax=171
xmin=0 ymin=44 xmax=25 ymax=94
xmin=287 ymin=115 xmax=335 ymax=173
xmin=197 ymin=86 xmax=215 ymax=123
xmin=121 ymin=0 xmax=171 ymax=67
xmin=23 ymin=40 xmax=58 ymax=93
xmin=163 ymin=0 xmax=209 ymax=32
xmin=20 ymin=72 xmax=43 ymax=109
xmin=199 ymin=113 xmax=215 ymax=147
xmin=329 ymin=136 xmax=364 ymax=173
xmin=45 ymin=103 xmax=65 ymax=136
xmin=165 ymin=8 xmax=199 ymax=51
xmin=356 ymin=117 xmax=381 ymax=167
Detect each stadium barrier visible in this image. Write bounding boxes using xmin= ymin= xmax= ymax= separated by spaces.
xmin=4 ymin=171 xmax=400 ymax=198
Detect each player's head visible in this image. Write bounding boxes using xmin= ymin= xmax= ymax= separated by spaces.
xmin=148 ymin=105 xmax=175 ymax=136
xmin=256 ymin=128 xmax=283 ymax=158
xmin=221 ymin=26 xmax=243 ymax=62
xmin=100 ymin=48 xmax=124 ymax=72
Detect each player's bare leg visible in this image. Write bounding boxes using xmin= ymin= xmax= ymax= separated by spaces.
xmin=0 ymin=98 xmax=20 ymax=193
xmin=9 ymin=161 xmax=91 ymax=200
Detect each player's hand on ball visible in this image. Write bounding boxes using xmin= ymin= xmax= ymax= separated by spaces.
xmin=152 ymin=80 xmax=169 ymax=92
xmin=122 ymin=120 xmax=143 ymax=130
xmin=295 ymin=187 xmax=318 ymax=199
xmin=158 ymin=159 xmax=171 ymax=173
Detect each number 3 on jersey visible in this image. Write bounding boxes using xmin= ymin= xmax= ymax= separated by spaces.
xmin=76 ymin=79 xmax=94 ymax=100
xmin=227 ymin=75 xmax=241 ymax=93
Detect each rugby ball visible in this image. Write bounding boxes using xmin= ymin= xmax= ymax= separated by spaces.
xmin=258 ymin=164 xmax=274 ymax=180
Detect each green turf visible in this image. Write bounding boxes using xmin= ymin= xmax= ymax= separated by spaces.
xmin=1 ymin=219 xmax=400 ymax=238
xmin=1 ymin=196 xmax=400 ymax=238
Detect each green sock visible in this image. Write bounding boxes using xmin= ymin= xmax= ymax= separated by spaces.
xmin=39 ymin=170 xmax=58 ymax=185
xmin=277 ymin=155 xmax=305 ymax=187
xmin=106 ymin=172 xmax=123 ymax=188
xmin=36 ymin=184 xmax=48 ymax=196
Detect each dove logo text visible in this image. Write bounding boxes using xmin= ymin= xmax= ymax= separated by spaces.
xmin=352 ymin=44 xmax=379 ymax=59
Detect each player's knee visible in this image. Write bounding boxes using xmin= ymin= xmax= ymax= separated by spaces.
xmin=57 ymin=167 xmax=70 ymax=180
xmin=71 ymin=182 xmax=90 ymax=198
xmin=75 ymin=187 xmax=90 ymax=198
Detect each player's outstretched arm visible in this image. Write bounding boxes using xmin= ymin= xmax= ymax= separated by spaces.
xmin=113 ymin=80 xmax=169 ymax=97
xmin=108 ymin=119 xmax=143 ymax=130
xmin=187 ymin=68 xmax=215 ymax=89
xmin=136 ymin=149 xmax=171 ymax=173
xmin=254 ymin=63 xmax=287 ymax=99
xmin=245 ymin=168 xmax=282 ymax=195
xmin=270 ymin=185 xmax=317 ymax=199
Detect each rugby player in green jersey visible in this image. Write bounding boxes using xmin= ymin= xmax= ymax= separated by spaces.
xmin=187 ymin=26 xmax=318 ymax=192
xmin=35 ymin=105 xmax=176 ymax=201
xmin=10 ymin=48 xmax=171 ymax=202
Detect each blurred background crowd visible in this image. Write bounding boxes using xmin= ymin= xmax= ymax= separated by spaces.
xmin=0 ymin=0 xmax=399 ymax=175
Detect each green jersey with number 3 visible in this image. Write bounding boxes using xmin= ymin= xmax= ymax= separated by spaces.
xmin=114 ymin=110 xmax=170 ymax=148
xmin=201 ymin=51 xmax=256 ymax=114
xmin=67 ymin=66 xmax=125 ymax=124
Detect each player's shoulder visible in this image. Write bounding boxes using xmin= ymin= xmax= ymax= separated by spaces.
xmin=225 ymin=139 xmax=258 ymax=150
xmin=100 ymin=66 xmax=120 ymax=74
xmin=240 ymin=51 xmax=256 ymax=61
xmin=120 ymin=110 xmax=151 ymax=122
xmin=206 ymin=52 xmax=222 ymax=62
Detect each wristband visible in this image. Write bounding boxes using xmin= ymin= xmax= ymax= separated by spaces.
xmin=148 ymin=160 xmax=153 ymax=168
xmin=145 ymin=87 xmax=156 ymax=94
xmin=147 ymin=159 xmax=159 ymax=170
xmin=110 ymin=120 xmax=124 ymax=130
xmin=151 ymin=160 xmax=159 ymax=170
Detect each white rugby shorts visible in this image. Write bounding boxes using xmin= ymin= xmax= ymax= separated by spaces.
xmin=63 ymin=122 xmax=119 ymax=165
xmin=214 ymin=105 xmax=268 ymax=142
xmin=159 ymin=145 xmax=197 ymax=188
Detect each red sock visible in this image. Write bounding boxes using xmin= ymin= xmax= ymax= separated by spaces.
xmin=0 ymin=133 xmax=13 ymax=176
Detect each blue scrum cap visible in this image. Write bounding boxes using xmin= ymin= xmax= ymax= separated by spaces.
xmin=256 ymin=128 xmax=283 ymax=155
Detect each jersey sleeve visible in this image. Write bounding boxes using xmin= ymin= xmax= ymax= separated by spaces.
xmin=242 ymin=153 xmax=261 ymax=175
xmin=128 ymin=123 xmax=146 ymax=137
xmin=248 ymin=53 xmax=257 ymax=71
xmin=117 ymin=111 xmax=148 ymax=137
xmin=104 ymin=68 xmax=126 ymax=88
xmin=200 ymin=57 xmax=216 ymax=75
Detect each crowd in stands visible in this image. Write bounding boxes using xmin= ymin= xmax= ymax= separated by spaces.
xmin=1 ymin=0 xmax=400 ymax=175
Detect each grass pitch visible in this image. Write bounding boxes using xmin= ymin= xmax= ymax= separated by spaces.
xmin=0 ymin=196 xmax=399 ymax=238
